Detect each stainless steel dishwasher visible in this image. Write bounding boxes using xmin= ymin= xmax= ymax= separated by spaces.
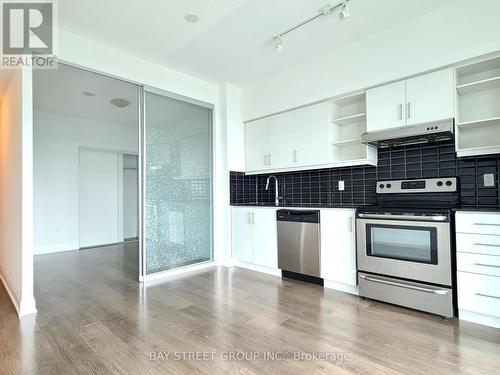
xmin=277 ymin=210 xmax=321 ymax=282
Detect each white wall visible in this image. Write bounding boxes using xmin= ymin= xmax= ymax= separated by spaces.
xmin=33 ymin=110 xmax=137 ymax=254
xmin=223 ymin=84 xmax=245 ymax=172
xmin=0 ymin=68 xmax=36 ymax=317
xmin=242 ymin=0 xmax=500 ymax=120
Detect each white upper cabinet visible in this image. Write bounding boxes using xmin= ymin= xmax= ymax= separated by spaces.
xmin=366 ymin=68 xmax=455 ymax=132
xmin=245 ymin=97 xmax=376 ymax=174
xmin=292 ymin=103 xmax=331 ymax=167
xmin=245 ymin=103 xmax=332 ymax=173
xmin=267 ymin=111 xmax=295 ymax=169
xmin=405 ymin=68 xmax=455 ymax=126
xmin=366 ymin=80 xmax=406 ymax=132
xmin=245 ymin=118 xmax=269 ymax=172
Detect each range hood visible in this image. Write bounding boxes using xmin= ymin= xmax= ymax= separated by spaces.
xmin=361 ymin=118 xmax=454 ymax=148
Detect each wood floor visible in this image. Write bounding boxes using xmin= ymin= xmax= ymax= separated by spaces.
xmin=1 ymin=243 xmax=499 ymax=374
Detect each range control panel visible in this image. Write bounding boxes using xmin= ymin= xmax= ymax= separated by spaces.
xmin=377 ymin=177 xmax=457 ymax=194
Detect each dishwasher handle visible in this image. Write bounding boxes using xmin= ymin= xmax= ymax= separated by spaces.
xmin=276 ymin=210 xmax=320 ymax=223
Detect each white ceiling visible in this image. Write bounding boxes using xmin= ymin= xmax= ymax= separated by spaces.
xmin=33 ymin=63 xmax=138 ymax=126
xmin=58 ymin=0 xmax=455 ymax=85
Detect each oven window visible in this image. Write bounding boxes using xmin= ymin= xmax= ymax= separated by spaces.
xmin=366 ymin=225 xmax=438 ymax=264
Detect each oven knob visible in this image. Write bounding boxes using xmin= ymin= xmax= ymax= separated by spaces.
xmin=386 ymin=183 xmax=392 ymax=188
xmin=446 ymin=180 xmax=453 ymax=186
xmin=437 ymin=181 xmax=443 ymax=187
xmin=379 ymin=184 xmax=385 ymax=189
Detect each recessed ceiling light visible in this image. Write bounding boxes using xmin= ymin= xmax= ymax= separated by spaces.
xmin=110 ymin=98 xmax=130 ymax=108
xmin=184 ymin=14 xmax=199 ymax=23
xmin=82 ymin=91 xmax=96 ymax=96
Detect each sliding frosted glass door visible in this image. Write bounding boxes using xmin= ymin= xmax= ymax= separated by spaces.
xmin=143 ymin=89 xmax=213 ymax=275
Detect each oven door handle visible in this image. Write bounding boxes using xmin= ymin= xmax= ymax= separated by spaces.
xmin=357 ymin=213 xmax=448 ymax=222
xmin=359 ymin=274 xmax=450 ymax=295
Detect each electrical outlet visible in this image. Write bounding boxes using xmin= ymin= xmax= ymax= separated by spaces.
xmin=338 ymin=180 xmax=345 ymax=191
xmin=484 ymin=173 xmax=495 ymax=187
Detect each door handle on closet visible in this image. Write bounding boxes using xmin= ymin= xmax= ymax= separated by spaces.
xmin=398 ymin=104 xmax=403 ymax=120
xmin=407 ymin=102 xmax=411 ymax=119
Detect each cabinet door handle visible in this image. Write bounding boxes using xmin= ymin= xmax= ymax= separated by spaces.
xmin=476 ymin=293 xmax=500 ymax=300
xmin=474 ymin=243 xmax=500 ymax=248
xmin=293 ymin=150 xmax=298 ymax=163
xmin=347 ymin=217 xmax=353 ymax=233
xmin=474 ymin=263 xmax=500 ymax=268
xmin=407 ymin=102 xmax=411 ymax=119
xmin=268 ymin=154 xmax=271 ymax=166
xmin=264 ymin=154 xmax=267 ymax=166
xmin=359 ymin=274 xmax=449 ymax=295
xmin=398 ymin=104 xmax=403 ymax=120
xmin=251 ymin=212 xmax=255 ymax=224
xmin=474 ymin=223 xmax=500 ymax=227
xmin=248 ymin=212 xmax=252 ymax=224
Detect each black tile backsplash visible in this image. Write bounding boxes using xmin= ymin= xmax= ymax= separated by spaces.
xmin=230 ymin=139 xmax=500 ymax=209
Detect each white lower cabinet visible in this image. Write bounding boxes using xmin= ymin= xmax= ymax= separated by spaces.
xmin=320 ymin=209 xmax=357 ymax=291
xmin=231 ymin=208 xmax=254 ymax=264
xmin=231 ymin=207 xmax=278 ymax=269
xmin=456 ymin=211 xmax=500 ymax=329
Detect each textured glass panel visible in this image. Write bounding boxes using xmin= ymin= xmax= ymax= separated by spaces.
xmin=145 ymin=92 xmax=212 ymax=274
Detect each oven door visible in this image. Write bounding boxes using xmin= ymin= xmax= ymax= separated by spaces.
xmin=356 ymin=215 xmax=452 ymax=286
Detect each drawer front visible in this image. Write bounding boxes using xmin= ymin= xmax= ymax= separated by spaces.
xmin=456 ymin=233 xmax=500 ymax=256
xmin=456 ymin=212 xmax=500 ymax=235
xmin=458 ymin=271 xmax=500 ymax=318
xmin=457 ymin=253 xmax=500 ymax=276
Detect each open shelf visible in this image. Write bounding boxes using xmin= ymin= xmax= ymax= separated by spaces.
xmin=456 ymin=56 xmax=500 ymax=157
xmin=331 ymin=138 xmax=360 ymax=146
xmin=457 ymin=56 xmax=500 ymax=84
xmin=331 ymin=92 xmax=365 ymax=107
xmin=331 ymin=112 xmax=366 ymax=125
xmin=457 ymin=76 xmax=500 ymax=95
xmin=457 ymin=116 xmax=500 ymax=129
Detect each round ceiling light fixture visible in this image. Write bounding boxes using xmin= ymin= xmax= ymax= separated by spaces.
xmin=82 ymin=91 xmax=96 ymax=96
xmin=184 ymin=14 xmax=199 ymax=23
xmin=110 ymin=98 xmax=130 ymax=108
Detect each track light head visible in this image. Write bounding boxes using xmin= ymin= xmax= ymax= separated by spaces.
xmin=275 ymin=37 xmax=283 ymax=53
xmin=339 ymin=0 xmax=349 ymax=20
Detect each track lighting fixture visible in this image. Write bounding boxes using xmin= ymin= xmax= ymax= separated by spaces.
xmin=273 ymin=0 xmax=351 ymax=52
xmin=339 ymin=0 xmax=349 ymax=20
xmin=275 ymin=37 xmax=283 ymax=53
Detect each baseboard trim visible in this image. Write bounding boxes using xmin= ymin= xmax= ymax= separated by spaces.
xmin=0 ymin=272 xmax=21 ymax=315
xmin=142 ymin=261 xmax=215 ymax=283
xmin=230 ymin=259 xmax=281 ymax=277
xmin=0 ymin=272 xmax=37 ymax=318
xmin=34 ymin=242 xmax=80 ymax=255
xmin=19 ymin=296 xmax=37 ymax=317
xmin=324 ymin=280 xmax=359 ymax=296
xmin=459 ymin=309 xmax=500 ymax=329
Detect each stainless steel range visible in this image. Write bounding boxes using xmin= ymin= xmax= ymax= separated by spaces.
xmin=356 ymin=177 xmax=458 ymax=318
